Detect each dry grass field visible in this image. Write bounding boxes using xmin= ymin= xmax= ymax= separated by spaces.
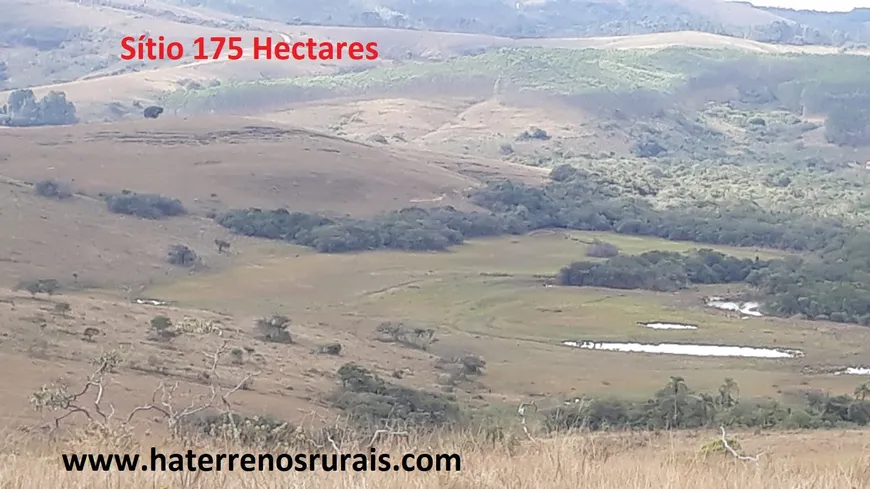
xmin=0 ymin=116 xmax=544 ymax=288
xmin=253 ymin=94 xmax=626 ymax=158
xmin=0 ymin=116 xmax=543 ymax=214
xmin=1 ymin=429 xmax=868 ymax=488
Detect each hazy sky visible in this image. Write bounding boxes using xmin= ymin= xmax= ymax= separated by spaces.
xmin=739 ymin=0 xmax=870 ymax=11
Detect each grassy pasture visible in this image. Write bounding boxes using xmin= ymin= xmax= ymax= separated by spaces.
xmin=144 ymin=231 xmax=869 ymax=402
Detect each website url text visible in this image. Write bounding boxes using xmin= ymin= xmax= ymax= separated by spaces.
xmin=62 ymin=447 xmax=461 ymax=472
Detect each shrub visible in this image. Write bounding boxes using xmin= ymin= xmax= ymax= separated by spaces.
xmin=516 ymin=127 xmax=551 ymax=141
xmin=34 ymin=179 xmax=72 ymax=199
xmin=53 ymin=302 xmax=71 ymax=316
xmin=106 ymin=192 xmax=186 ymax=219
xmin=316 ymin=342 xmax=342 ymax=355
xmin=585 ymin=240 xmax=619 ymax=258
xmin=549 ymin=164 xmax=578 ymax=182
xmin=149 ymin=315 xmax=178 ymax=341
xmin=181 ymin=412 xmax=297 ymax=448
xmin=167 ymin=244 xmax=198 ymax=267
xmin=633 ymin=137 xmax=667 ymax=157
xmin=375 ymin=322 xmax=438 ymax=351
xmin=332 ymin=363 xmax=461 ymax=427
xmin=459 ymin=354 xmax=486 ymax=375
xmin=255 ymin=315 xmax=292 ymax=343
xmin=17 ymin=278 xmax=60 ymax=296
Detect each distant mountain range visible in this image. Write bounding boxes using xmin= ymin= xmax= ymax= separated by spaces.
xmin=171 ymin=0 xmax=870 ymax=46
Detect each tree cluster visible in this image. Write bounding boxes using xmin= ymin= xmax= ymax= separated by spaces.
xmin=105 ymin=191 xmax=187 ymax=219
xmin=332 ymin=363 xmax=461 ymax=427
xmin=215 ymin=206 xmax=524 ymax=252
xmin=166 ymin=244 xmax=198 ymax=268
xmin=1 ymin=89 xmax=77 ymax=127
xmin=34 ymin=179 xmax=73 ymax=199
xmin=545 ymin=377 xmax=870 ymax=432
xmin=559 ymin=249 xmax=769 ymax=292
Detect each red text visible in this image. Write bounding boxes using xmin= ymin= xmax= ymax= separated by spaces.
xmin=252 ymin=37 xmax=379 ymax=61
xmin=120 ymin=35 xmax=185 ymax=60
xmin=193 ymin=36 xmax=244 ymax=60
xmin=120 ymin=36 xmax=379 ymax=61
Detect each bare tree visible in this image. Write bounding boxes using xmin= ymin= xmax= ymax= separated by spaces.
xmin=30 ymin=341 xmax=259 ymax=439
xmin=719 ymin=426 xmax=765 ymax=462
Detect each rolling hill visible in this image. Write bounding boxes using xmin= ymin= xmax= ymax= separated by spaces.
xmin=3 ymin=2 xmax=870 ymax=489
xmin=151 ymin=0 xmax=870 ymax=46
xmin=0 ymin=115 xmax=544 ymax=288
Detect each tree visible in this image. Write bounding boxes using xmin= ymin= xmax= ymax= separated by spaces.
xmin=585 ymin=240 xmax=619 ymax=258
xmin=549 ymin=164 xmax=577 ymax=182
xmin=3 ymin=89 xmax=77 ymax=127
xmin=40 ymin=279 xmax=60 ymax=296
xmin=167 ymin=244 xmax=198 ymax=267
xmin=149 ymin=315 xmax=178 ymax=341
xmin=39 ymin=91 xmax=77 ymax=125
xmin=717 ymin=378 xmax=740 ymax=408
xmin=855 ymin=383 xmax=870 ymax=401
xmin=0 ymin=60 xmax=8 ymax=84
xmin=255 ymin=315 xmax=292 ymax=343
xmin=825 ymin=105 xmax=870 ymax=147
xmin=7 ymin=89 xmax=39 ymax=125
xmin=34 ymin=179 xmax=73 ymax=199
xmin=54 ymin=302 xmax=71 ymax=318
xmin=214 ymin=239 xmax=231 ymax=253
xmin=19 ymin=279 xmax=60 ymax=297
xmin=459 ymin=354 xmax=486 ymax=375
xmin=143 ymin=106 xmax=164 ymax=119
xmin=666 ymin=376 xmax=689 ymax=427
xmin=633 ymin=137 xmax=667 ymax=158
xmin=82 ymin=327 xmax=100 ymax=342
xmin=693 ymin=392 xmax=717 ymax=424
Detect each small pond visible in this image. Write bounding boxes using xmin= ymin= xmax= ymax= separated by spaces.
xmin=638 ymin=321 xmax=698 ymax=330
xmin=705 ymin=297 xmax=762 ymax=317
xmin=561 ymin=340 xmax=803 ymax=358
xmin=835 ymin=367 xmax=870 ymax=376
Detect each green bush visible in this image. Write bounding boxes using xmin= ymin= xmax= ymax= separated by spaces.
xmin=106 ymin=191 xmax=186 ymax=219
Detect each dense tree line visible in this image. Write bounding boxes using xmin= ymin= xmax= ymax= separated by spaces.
xmin=216 ymin=206 xmax=525 ymax=252
xmin=559 ymin=250 xmax=769 ymax=292
xmin=217 ymin=165 xmax=870 ymax=325
xmin=481 ymin=169 xmax=870 ymax=324
xmin=0 ymin=89 xmax=77 ymax=127
xmin=546 ymin=377 xmax=870 ymax=432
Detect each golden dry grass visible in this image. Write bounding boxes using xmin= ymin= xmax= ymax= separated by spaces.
xmin=2 ymin=429 xmax=869 ymax=488
xmin=0 ymin=116 xmax=542 ymax=216
xmin=254 ymin=95 xmax=626 ymax=159
xmin=0 ymin=116 xmax=543 ymax=288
